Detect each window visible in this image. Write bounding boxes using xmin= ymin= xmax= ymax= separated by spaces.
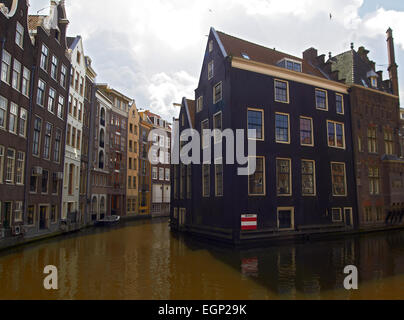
xmin=277 ymin=207 xmax=294 ymax=230
xmin=0 ymin=145 xmax=4 ymax=184
xmin=208 ymin=61 xmax=214 ymax=80
xmin=275 ymin=113 xmax=290 ymax=143
xmin=358 ymin=136 xmax=363 ymax=152
xmin=202 ymin=164 xmax=210 ymax=197
xmin=75 ymin=72 xmax=79 ymax=91
xmin=72 ymin=127 xmax=76 ymax=149
xmin=370 ymin=77 xmax=377 ymax=88
xmin=384 ymin=129 xmax=394 ymax=155
xmin=6 ymin=149 xmax=15 ymax=184
xmin=80 ymin=77 xmax=84 ymax=96
xmin=22 ymin=67 xmax=30 ymax=97
xmin=77 ymin=130 xmax=81 ymax=150
xmin=300 ymin=117 xmax=313 ymax=146
xmin=73 ymin=98 xmax=78 ymax=118
xmin=51 ymin=206 xmax=57 ymax=223
xmin=187 ymin=165 xmax=192 ymax=199
xmin=60 ymin=65 xmax=67 ymax=88
xmin=248 ymin=156 xmax=265 ymax=196
xmin=336 ymin=94 xmax=344 ymax=114
xmin=54 ymin=129 xmax=61 ymax=162
xmin=201 ymin=119 xmax=209 ymax=149
xmin=166 ymin=168 xmax=170 ymax=181
xmin=27 ymin=206 xmax=35 ymax=226
xmin=152 ymin=167 xmax=158 ymax=180
xmin=209 ymin=40 xmax=213 ymax=52
xmin=241 ymin=53 xmax=250 ymax=60
xmin=302 ymin=160 xmax=316 ymax=196
xmin=37 ymin=79 xmax=46 ymax=106
xmin=0 ymin=96 xmax=6 ymax=129
xmin=42 ymin=170 xmax=49 ymax=194
xmin=32 ymin=117 xmax=42 ymax=156
xmin=78 ymin=102 xmax=82 ymax=121
xmin=12 ymin=59 xmax=21 ymax=90
xmin=376 ymin=207 xmax=384 ymax=222
xmin=15 ymin=22 xmax=24 ymax=47
xmin=16 ymin=151 xmax=25 ymax=185
xmin=19 ymin=108 xmax=27 ymax=137
xmin=52 ymin=172 xmax=58 ymax=194
xmin=215 ymin=160 xmax=223 ymax=197
xmin=40 ymin=45 xmax=49 ymax=71
xmin=213 ymin=112 xmax=222 ymax=143
xmin=369 ymin=167 xmax=380 ymax=195
xmin=70 ymin=67 xmax=74 ymax=87
xmin=1 ymin=50 xmax=11 ymax=83
xmin=364 ymin=207 xmax=373 ymax=223
xmin=213 ymin=82 xmax=222 ymax=104
xmin=331 ymin=162 xmax=347 ymax=196
xmin=279 ymin=58 xmax=302 ymax=72
xmin=9 ymin=103 xmax=18 ymax=134
xmin=275 ymin=79 xmax=289 ymax=103
xmin=248 ymin=109 xmax=264 ymax=140
xmin=197 ymin=96 xmax=203 ymax=113
xmin=173 ymin=166 xmax=178 ymax=200
xmin=43 ymin=123 xmax=52 ymax=160
xmin=315 ymin=89 xmax=328 ymax=110
xmin=159 ymin=167 xmax=164 ymax=180
xmin=332 ymin=208 xmax=342 ymax=222
xmin=277 ymin=158 xmax=292 ymax=196
xmin=368 ymin=127 xmax=378 ymax=153
xmin=66 ymin=124 xmax=71 ymax=146
xmin=327 ymin=121 xmax=345 ymax=149
xmin=57 ymin=96 xmax=64 ymax=119
xmin=14 ymin=202 xmax=23 ymax=222
xmin=50 ymin=56 xmax=58 ymax=80
xmin=48 ymin=88 xmax=56 ymax=113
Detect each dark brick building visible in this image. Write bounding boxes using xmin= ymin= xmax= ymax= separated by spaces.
xmin=25 ymin=1 xmax=71 ymax=237
xmin=171 ymin=28 xmax=357 ymax=244
xmin=317 ymin=29 xmax=404 ymax=229
xmin=0 ymin=0 xmax=34 ymax=238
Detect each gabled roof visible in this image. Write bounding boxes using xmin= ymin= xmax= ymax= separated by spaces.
xmin=185 ymin=99 xmax=195 ymax=128
xmin=216 ymin=30 xmax=327 ymax=79
xmin=67 ymin=36 xmax=81 ymax=50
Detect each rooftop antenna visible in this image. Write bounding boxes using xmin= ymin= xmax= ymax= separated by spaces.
xmin=37 ymin=6 xmax=50 ymax=14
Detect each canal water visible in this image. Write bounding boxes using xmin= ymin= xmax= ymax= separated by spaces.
xmin=0 ymin=218 xmax=404 ymax=300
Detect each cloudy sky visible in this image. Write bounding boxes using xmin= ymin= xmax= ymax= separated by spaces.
xmin=29 ymin=0 xmax=404 ymax=121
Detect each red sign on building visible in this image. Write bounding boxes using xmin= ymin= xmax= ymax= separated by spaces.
xmin=241 ymin=214 xmax=257 ymax=231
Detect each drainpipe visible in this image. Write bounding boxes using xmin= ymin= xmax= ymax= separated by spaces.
xmin=23 ymin=63 xmax=37 ymax=234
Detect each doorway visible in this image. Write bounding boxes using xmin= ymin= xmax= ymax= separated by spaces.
xmin=39 ymin=206 xmax=48 ymax=230
xmin=344 ymin=208 xmax=353 ymax=227
xmin=4 ymin=202 xmax=12 ymax=228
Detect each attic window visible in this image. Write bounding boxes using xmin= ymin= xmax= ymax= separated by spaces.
xmin=241 ymin=53 xmax=250 ymax=60
xmin=361 ymin=79 xmax=369 ymax=88
xmin=370 ymin=77 xmax=377 ymax=88
xmin=209 ymin=40 xmax=213 ymax=53
xmin=277 ymin=58 xmax=302 ymax=72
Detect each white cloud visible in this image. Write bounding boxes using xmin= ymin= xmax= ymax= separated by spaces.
xmin=29 ymin=0 xmax=404 ymax=118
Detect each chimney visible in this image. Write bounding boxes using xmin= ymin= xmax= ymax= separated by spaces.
xmin=387 ymin=27 xmax=399 ymax=96
xmin=303 ymin=47 xmax=318 ymax=63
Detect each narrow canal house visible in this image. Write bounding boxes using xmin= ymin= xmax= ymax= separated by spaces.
xmin=171 ymin=28 xmax=357 ymax=244
xmin=171 ymin=98 xmax=195 ymax=229
xmin=314 ymin=28 xmax=404 ymax=230
xmin=90 ymin=88 xmax=111 ymax=221
xmin=146 ymin=110 xmax=172 ymax=217
xmin=138 ymin=112 xmax=153 ymax=216
xmin=0 ymin=0 xmax=34 ymax=239
xmin=96 ymin=85 xmax=131 ymax=217
xmin=81 ymin=55 xmax=96 ymax=224
xmin=127 ymin=102 xmax=140 ymax=216
xmin=400 ymin=108 xmax=404 ymax=158
xmin=25 ymin=1 xmax=70 ymax=237
xmin=61 ymin=35 xmax=86 ymax=226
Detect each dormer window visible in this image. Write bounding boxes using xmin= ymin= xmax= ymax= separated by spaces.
xmin=370 ymin=77 xmax=377 ymax=88
xmin=367 ymin=70 xmax=378 ymax=88
xmin=277 ymin=58 xmax=302 ymax=72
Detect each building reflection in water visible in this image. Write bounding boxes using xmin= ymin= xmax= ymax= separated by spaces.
xmin=0 ymin=219 xmax=404 ymax=300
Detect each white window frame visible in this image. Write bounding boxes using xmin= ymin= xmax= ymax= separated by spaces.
xmin=1 ymin=50 xmax=12 ymax=84
xmin=208 ymin=61 xmax=214 ymax=80
xmin=213 ymin=82 xmax=222 ymax=104
xmin=15 ymin=22 xmax=24 ymax=48
xmin=12 ymin=59 xmax=21 ymax=91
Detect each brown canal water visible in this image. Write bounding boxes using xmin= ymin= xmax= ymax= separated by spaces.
xmin=0 ymin=218 xmax=404 ymax=300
